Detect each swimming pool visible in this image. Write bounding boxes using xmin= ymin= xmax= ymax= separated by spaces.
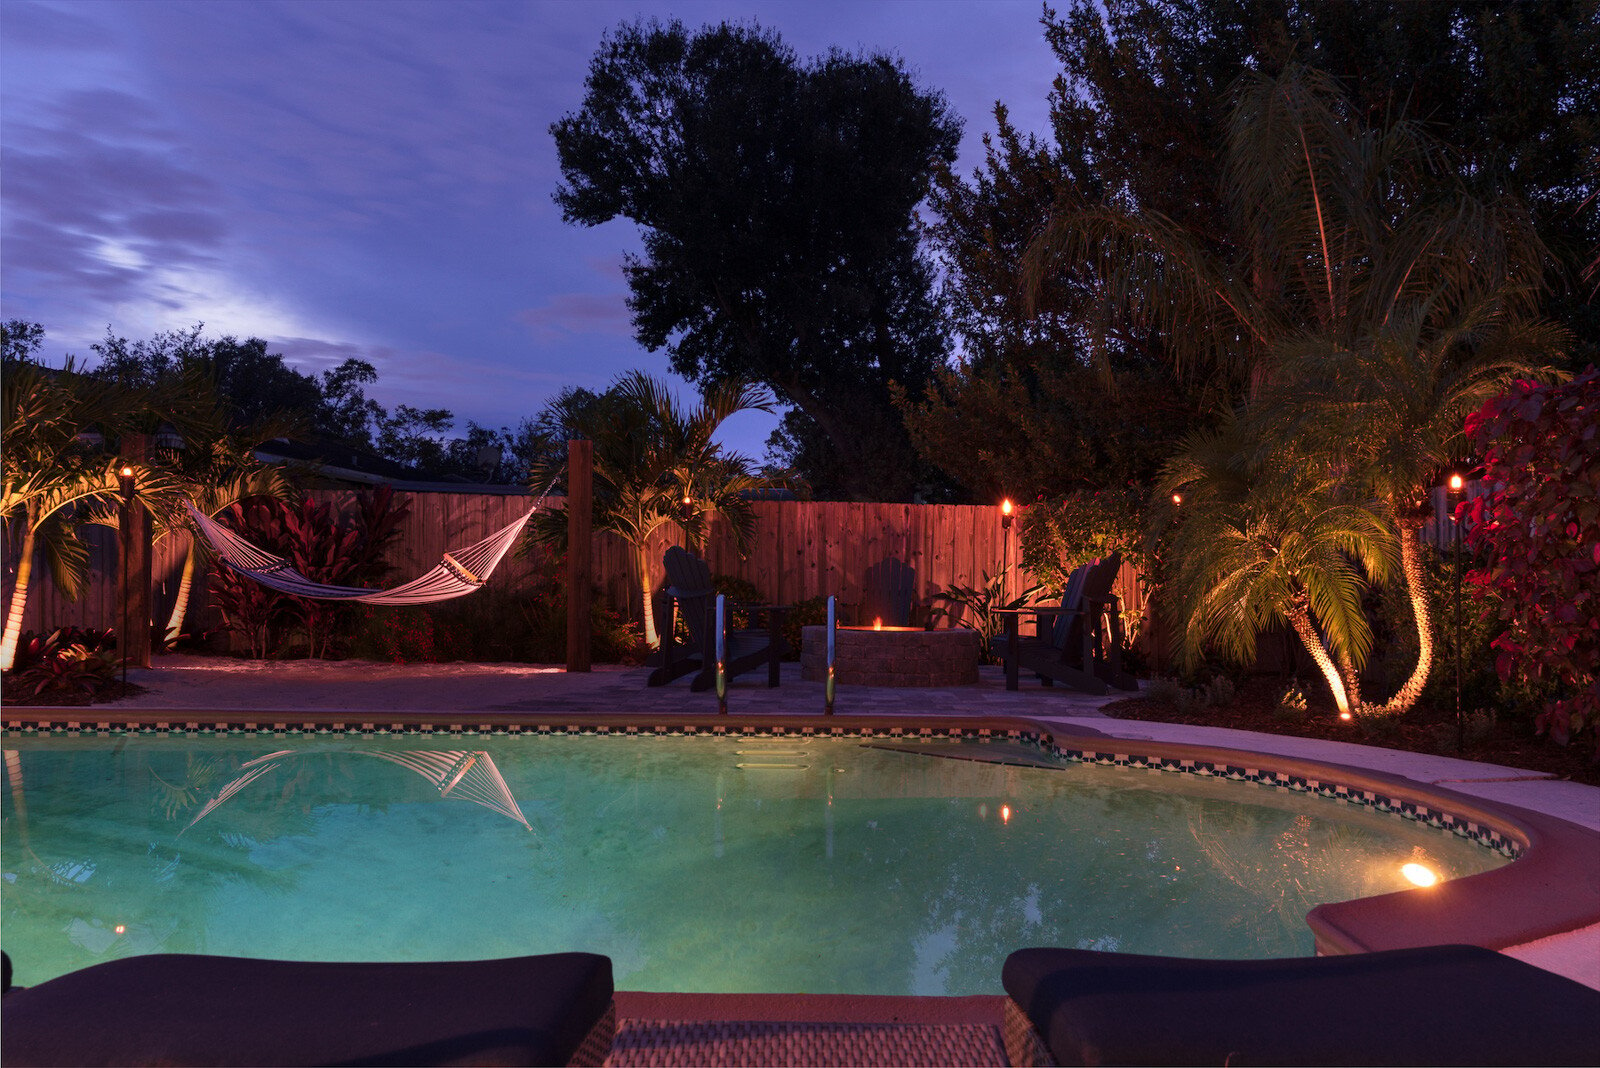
xmin=1 ymin=729 xmax=1510 ymax=993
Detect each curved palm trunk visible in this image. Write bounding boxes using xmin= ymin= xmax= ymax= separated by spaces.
xmin=1379 ymin=516 xmax=1434 ymax=715
xmin=164 ymin=540 xmax=198 ymax=648
xmin=0 ymin=524 xmax=36 ymax=672
xmin=1333 ymin=646 xmax=1364 ymax=713
xmin=1285 ymin=600 xmax=1353 ymax=716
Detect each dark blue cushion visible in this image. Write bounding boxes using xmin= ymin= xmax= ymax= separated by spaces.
xmin=1003 ymin=944 xmax=1600 ymax=1066
xmin=1 ymin=951 xmax=612 ymax=1067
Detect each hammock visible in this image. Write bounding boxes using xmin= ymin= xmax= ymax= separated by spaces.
xmin=183 ymin=748 xmax=531 ymax=831
xmin=185 ymin=501 xmax=538 ymax=605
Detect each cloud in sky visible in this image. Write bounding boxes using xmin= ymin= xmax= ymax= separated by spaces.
xmin=1 ymin=0 xmax=1059 ymax=455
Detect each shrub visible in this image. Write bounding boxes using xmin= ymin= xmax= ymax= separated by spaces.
xmin=929 ymin=571 xmax=1045 ymax=664
xmin=1273 ymin=679 xmax=1309 ymax=721
xmin=208 ymin=488 xmax=410 ymax=658
xmin=6 ymin=627 xmax=115 ymax=674
xmin=1019 ymin=488 xmax=1148 ymax=587
xmin=346 ymin=542 xmax=647 ymax=665
xmin=1019 ymin=488 xmax=1149 ymax=643
xmin=1464 ymin=367 xmax=1600 ymax=757
xmin=779 ymin=596 xmax=831 ymax=661
xmin=8 ymin=628 xmax=119 ymax=698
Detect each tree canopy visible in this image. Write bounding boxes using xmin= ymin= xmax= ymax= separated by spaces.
xmin=551 ymin=18 xmax=962 ymax=500
xmin=911 ymin=0 xmax=1598 ymax=503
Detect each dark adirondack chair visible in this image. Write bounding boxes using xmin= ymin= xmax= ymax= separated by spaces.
xmin=646 ymin=546 xmax=786 ymax=691
xmin=998 ymin=552 xmax=1138 ymax=694
xmin=860 ymin=557 xmax=917 ymax=627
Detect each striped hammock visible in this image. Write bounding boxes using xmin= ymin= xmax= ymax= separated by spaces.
xmin=183 ymin=748 xmax=531 ymax=831
xmin=185 ymin=501 xmax=538 ymax=605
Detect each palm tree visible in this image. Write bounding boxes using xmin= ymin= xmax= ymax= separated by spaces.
xmin=1026 ymin=62 xmax=1562 ymax=715
xmin=529 ymin=371 xmax=781 ymax=647
xmin=155 ymin=430 xmax=294 ymax=648
xmin=1156 ymin=415 xmax=1396 ymax=716
xmin=0 ymin=361 xmax=177 ymax=671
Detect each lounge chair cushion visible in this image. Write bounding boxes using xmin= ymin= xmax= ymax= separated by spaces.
xmin=1 ymin=951 xmax=614 ymax=1067
xmin=1003 ymin=944 xmax=1600 ymax=1066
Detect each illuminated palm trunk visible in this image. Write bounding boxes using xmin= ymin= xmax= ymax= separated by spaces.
xmin=164 ymin=540 xmax=198 ymax=648
xmin=1285 ymin=600 xmax=1352 ymax=716
xmin=0 ymin=521 xmax=36 ymax=672
xmin=1379 ymin=516 xmax=1434 ymax=715
xmin=636 ymin=541 xmax=658 ymax=648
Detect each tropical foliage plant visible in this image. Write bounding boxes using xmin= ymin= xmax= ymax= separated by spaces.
xmin=929 ymin=571 xmax=1045 ymax=664
xmin=1023 ymin=62 xmax=1562 ymax=716
xmin=1154 ymin=416 xmax=1397 ymax=717
xmin=207 ymin=488 xmax=409 ymax=658
xmin=528 ymin=371 xmax=783 ymax=647
xmin=10 ymin=629 xmax=120 ymax=699
xmin=0 ymin=355 xmax=183 ymax=671
xmin=1463 ymin=367 xmax=1600 ymax=755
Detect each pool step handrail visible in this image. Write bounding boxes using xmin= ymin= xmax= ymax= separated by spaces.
xmin=825 ymin=596 xmax=837 ymax=716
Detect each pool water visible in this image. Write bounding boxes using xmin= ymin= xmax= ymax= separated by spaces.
xmin=0 ymin=733 xmax=1508 ymax=993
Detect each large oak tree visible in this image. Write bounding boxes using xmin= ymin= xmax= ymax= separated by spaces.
xmin=551 ymin=19 xmax=962 ymax=500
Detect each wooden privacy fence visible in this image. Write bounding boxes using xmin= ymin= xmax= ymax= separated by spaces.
xmin=2 ymin=491 xmax=1150 ymax=648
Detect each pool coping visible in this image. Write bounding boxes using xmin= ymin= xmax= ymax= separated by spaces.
xmin=5 ymin=707 xmax=1599 ymax=959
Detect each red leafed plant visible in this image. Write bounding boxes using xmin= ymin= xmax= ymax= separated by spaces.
xmin=210 ymin=487 xmax=410 ymax=658
xmin=1463 ymin=366 xmax=1599 ymax=756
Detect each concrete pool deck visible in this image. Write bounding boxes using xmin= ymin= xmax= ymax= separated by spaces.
xmin=7 ymin=653 xmax=1598 ymax=997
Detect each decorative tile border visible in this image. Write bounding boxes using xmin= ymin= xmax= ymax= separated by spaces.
xmin=0 ymin=720 xmax=1028 ymax=742
xmin=1043 ymin=741 xmax=1523 ymax=858
xmin=2 ymin=718 xmax=1517 ymax=856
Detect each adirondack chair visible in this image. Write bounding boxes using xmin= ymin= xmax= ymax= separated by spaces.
xmin=860 ymin=557 xmax=917 ymax=627
xmin=646 ymin=546 xmax=787 ymax=691
xmin=998 ymin=552 xmax=1137 ymax=694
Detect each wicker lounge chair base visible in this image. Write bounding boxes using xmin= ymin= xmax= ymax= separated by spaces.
xmin=605 ymin=1018 xmax=1007 ymax=1067
xmin=1002 ymin=944 xmax=1600 ymax=1066
xmin=0 ymin=951 xmax=614 ymax=1067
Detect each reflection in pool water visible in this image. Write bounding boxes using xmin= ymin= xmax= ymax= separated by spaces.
xmin=0 ymin=734 xmax=1508 ymax=993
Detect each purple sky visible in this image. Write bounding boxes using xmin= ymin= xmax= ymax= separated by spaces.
xmin=1 ymin=0 xmax=1060 ymax=458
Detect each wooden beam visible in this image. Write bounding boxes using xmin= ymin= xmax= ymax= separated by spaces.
xmin=565 ymin=439 xmax=593 ymax=672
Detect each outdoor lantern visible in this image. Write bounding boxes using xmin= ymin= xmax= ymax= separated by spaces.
xmin=1172 ymin=492 xmax=1183 ymax=507
xmin=1449 ymin=473 xmax=1464 ymax=493
xmin=1000 ymin=498 xmax=1013 ymax=530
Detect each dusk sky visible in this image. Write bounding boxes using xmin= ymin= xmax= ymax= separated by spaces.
xmin=1 ymin=0 xmax=1061 ymax=458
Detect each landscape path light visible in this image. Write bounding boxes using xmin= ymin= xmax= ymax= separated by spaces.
xmin=118 ymin=465 xmax=136 ymax=690
xmin=1449 ymin=473 xmax=1465 ymax=752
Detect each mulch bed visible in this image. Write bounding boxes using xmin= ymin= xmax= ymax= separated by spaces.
xmin=1 ymin=680 xmax=146 ymax=707
xmin=1101 ymin=675 xmax=1600 ymax=787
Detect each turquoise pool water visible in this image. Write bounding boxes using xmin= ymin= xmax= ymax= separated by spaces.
xmin=1 ymin=733 xmax=1508 ymax=993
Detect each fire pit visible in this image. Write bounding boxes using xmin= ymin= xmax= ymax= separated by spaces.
xmin=799 ymin=623 xmax=981 ymax=687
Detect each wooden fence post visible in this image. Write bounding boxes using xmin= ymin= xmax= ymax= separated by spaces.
xmin=119 ymin=433 xmax=153 ymax=668
xmin=565 ymin=440 xmax=592 ymax=672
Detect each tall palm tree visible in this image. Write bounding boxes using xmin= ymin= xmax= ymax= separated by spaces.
xmin=1026 ymin=62 xmax=1562 ymax=714
xmin=0 ymin=361 xmax=178 ymax=671
xmin=529 ymin=371 xmax=781 ymax=647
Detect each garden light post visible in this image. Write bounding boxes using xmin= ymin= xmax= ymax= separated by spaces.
xmin=118 ymin=465 xmax=135 ymax=690
xmin=1000 ymin=498 xmax=1013 ymax=603
xmin=1450 ymin=473 xmax=1464 ymax=752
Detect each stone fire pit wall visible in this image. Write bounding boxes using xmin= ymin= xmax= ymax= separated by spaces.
xmin=799 ymin=625 xmax=981 ymax=687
